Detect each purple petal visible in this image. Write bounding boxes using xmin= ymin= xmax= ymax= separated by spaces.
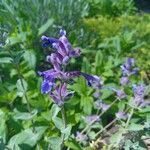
xmin=116 ymin=111 xmax=128 ymax=120
xmin=59 ymin=34 xmax=72 ymax=53
xmin=133 ymin=84 xmax=145 ymax=96
xmin=69 ymin=48 xmax=81 ymax=57
xmin=120 ymin=76 xmax=130 ymax=85
xmin=60 ymin=83 xmax=67 ymax=96
xmin=49 ymin=92 xmax=63 ymax=106
xmin=41 ymin=80 xmax=53 ymax=94
xmin=76 ymin=132 xmax=88 ymax=141
xmin=59 ymin=29 xmax=66 ymax=36
xmin=116 ymin=90 xmax=126 ymax=99
xmin=85 ymin=115 xmax=100 ymax=124
xmin=80 ymin=73 xmax=103 ymax=89
xmin=93 ymin=90 xmax=101 ymax=98
xmin=41 ymin=36 xmax=59 ymax=47
xmin=62 ymin=56 xmax=70 ymax=65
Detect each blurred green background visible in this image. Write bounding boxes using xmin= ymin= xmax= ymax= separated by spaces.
xmin=0 ymin=0 xmax=150 ymax=149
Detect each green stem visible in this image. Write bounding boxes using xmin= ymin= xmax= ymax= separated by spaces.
xmin=60 ymin=105 xmax=67 ymax=150
xmin=16 ymin=64 xmax=36 ymax=132
xmin=125 ymin=108 xmax=134 ymax=128
xmin=7 ymin=49 xmax=35 ymax=132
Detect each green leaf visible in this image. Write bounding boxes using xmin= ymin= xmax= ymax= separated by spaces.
xmin=13 ymin=51 xmax=25 ymax=64
xmin=7 ymin=126 xmax=47 ymax=150
xmin=0 ymin=139 xmax=5 ymax=150
xmin=47 ymin=137 xmax=62 ymax=150
xmin=51 ymin=104 xmax=61 ymax=119
xmin=110 ymin=128 xmax=126 ymax=145
xmin=38 ymin=19 xmax=54 ymax=36
xmin=0 ymin=110 xmax=7 ymax=143
xmin=23 ymin=50 xmax=36 ymax=69
xmin=128 ymin=123 xmax=144 ymax=131
xmin=13 ymin=109 xmax=38 ymax=120
xmin=80 ymin=96 xmax=93 ymax=115
xmin=16 ymin=79 xmax=28 ymax=97
xmin=52 ymin=117 xmax=64 ymax=131
xmin=61 ymin=124 xmax=72 ymax=140
xmin=0 ymin=57 xmax=13 ymax=64
xmin=65 ymin=139 xmax=82 ymax=150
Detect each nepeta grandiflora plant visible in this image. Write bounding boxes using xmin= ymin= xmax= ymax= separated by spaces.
xmin=39 ymin=30 xmax=149 ymax=149
xmin=77 ymin=58 xmax=149 ymax=149
xmin=39 ymin=29 xmax=102 ymax=148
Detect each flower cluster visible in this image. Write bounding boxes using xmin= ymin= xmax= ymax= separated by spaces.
xmin=94 ymin=100 xmax=110 ymax=111
xmin=84 ymin=115 xmax=100 ymax=124
xmin=133 ymin=84 xmax=148 ymax=107
xmin=116 ymin=111 xmax=128 ymax=120
xmin=121 ymin=58 xmax=139 ymax=77
xmin=39 ymin=29 xmax=102 ymax=106
xmin=120 ymin=58 xmax=139 ymax=85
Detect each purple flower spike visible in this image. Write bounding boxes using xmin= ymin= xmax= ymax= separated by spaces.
xmin=76 ymin=132 xmax=88 ymax=142
xmin=126 ymin=58 xmax=135 ymax=67
xmin=133 ymin=84 xmax=145 ymax=96
xmin=39 ymin=29 xmax=102 ymax=106
xmin=93 ymin=90 xmax=101 ymax=98
xmin=84 ymin=115 xmax=100 ymax=124
xmin=132 ymin=84 xmax=148 ymax=108
xmin=94 ymin=100 xmax=110 ymax=111
xmin=116 ymin=90 xmax=126 ymax=99
xmin=121 ymin=57 xmax=139 ymax=76
xmin=80 ymin=73 xmax=103 ymax=89
xmin=116 ymin=111 xmax=128 ymax=120
xmin=120 ymin=77 xmax=130 ymax=85
xmin=101 ymin=103 xmax=110 ymax=111
xmin=49 ymin=83 xmax=74 ymax=106
xmin=139 ymin=101 xmax=149 ymax=108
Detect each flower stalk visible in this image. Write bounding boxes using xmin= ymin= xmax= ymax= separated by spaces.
xmin=60 ymin=105 xmax=67 ymax=149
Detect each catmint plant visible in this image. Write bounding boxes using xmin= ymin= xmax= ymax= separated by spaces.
xmin=78 ymin=57 xmax=149 ymax=149
xmin=39 ymin=29 xmax=149 ymax=149
xmin=39 ymin=29 xmax=102 ymax=148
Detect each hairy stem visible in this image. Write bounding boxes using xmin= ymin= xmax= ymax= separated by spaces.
xmin=60 ymin=105 xmax=67 ymax=149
